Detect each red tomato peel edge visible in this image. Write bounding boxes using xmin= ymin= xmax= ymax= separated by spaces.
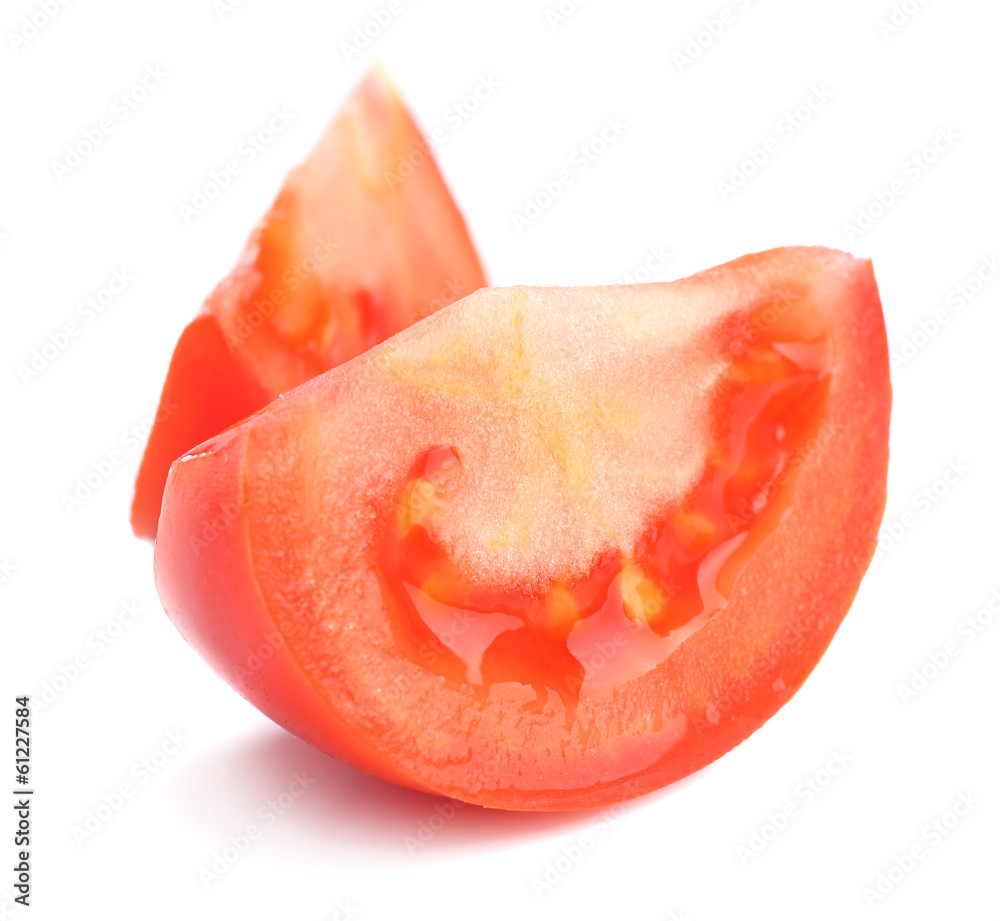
xmin=154 ymin=246 xmax=890 ymax=811
xmin=132 ymin=66 xmax=487 ymax=539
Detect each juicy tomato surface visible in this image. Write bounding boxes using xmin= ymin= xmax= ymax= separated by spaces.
xmin=132 ymin=67 xmax=487 ymax=538
xmin=154 ymin=247 xmax=890 ymax=811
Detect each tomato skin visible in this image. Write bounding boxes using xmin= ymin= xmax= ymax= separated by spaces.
xmin=131 ymin=315 xmax=270 ymax=540
xmin=133 ymin=68 xmax=486 ymax=538
xmin=155 ymin=426 xmax=428 ymax=792
xmin=154 ymin=247 xmax=890 ymax=811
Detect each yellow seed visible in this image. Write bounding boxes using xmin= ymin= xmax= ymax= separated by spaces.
xmin=543 ymin=586 xmax=579 ymax=630
xmin=674 ymin=510 xmax=715 ymax=544
xmin=621 ymin=564 xmax=667 ymax=624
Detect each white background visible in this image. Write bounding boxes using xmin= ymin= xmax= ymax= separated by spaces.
xmin=2 ymin=0 xmax=999 ymax=918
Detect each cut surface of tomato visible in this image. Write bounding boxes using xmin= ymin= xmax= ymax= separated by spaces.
xmin=131 ymin=67 xmax=486 ymax=538
xmin=383 ymin=330 xmax=831 ymax=711
xmin=154 ymin=247 xmax=890 ymax=810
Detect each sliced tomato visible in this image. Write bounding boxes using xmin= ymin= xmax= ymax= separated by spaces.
xmin=154 ymin=247 xmax=890 ymax=810
xmin=132 ymin=67 xmax=487 ymax=538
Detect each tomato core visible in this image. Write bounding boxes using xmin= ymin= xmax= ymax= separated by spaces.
xmin=379 ymin=320 xmax=831 ymax=714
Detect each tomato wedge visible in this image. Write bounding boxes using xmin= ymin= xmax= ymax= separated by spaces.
xmin=132 ymin=67 xmax=487 ymax=538
xmin=154 ymin=247 xmax=890 ymax=810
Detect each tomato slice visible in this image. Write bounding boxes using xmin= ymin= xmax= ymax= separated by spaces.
xmin=154 ymin=247 xmax=890 ymax=810
xmin=132 ymin=67 xmax=487 ymax=538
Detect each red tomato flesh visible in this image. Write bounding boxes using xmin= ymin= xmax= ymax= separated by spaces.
xmin=154 ymin=247 xmax=890 ymax=810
